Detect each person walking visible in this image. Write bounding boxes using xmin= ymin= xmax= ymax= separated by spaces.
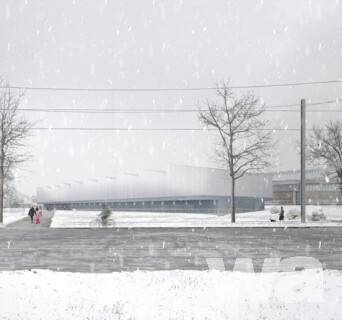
xmin=35 ymin=208 xmax=40 ymax=224
xmin=38 ymin=205 xmax=43 ymax=217
xmin=279 ymin=206 xmax=285 ymax=221
xmin=28 ymin=206 xmax=35 ymax=223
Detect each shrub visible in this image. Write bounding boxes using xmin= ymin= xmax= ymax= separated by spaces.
xmin=308 ymin=208 xmax=326 ymax=221
xmin=286 ymin=208 xmax=299 ymax=220
xmin=269 ymin=206 xmax=280 ymax=214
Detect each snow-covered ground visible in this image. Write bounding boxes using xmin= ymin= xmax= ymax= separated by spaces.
xmin=0 ymin=268 xmax=340 ymax=319
xmin=0 ymin=208 xmax=29 ymax=227
xmin=50 ymin=205 xmax=342 ymax=228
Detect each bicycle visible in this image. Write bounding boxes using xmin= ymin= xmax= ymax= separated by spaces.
xmin=89 ymin=214 xmax=114 ymax=228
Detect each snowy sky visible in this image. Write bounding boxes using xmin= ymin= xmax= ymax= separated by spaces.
xmin=0 ymin=0 xmax=341 ymax=195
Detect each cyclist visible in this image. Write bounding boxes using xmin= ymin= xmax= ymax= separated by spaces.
xmin=100 ymin=204 xmax=112 ymax=225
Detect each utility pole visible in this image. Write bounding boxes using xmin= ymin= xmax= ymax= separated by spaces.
xmin=301 ymin=99 xmax=306 ymax=223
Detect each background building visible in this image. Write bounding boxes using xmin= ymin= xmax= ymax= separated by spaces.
xmin=272 ymin=169 xmax=342 ymax=205
xmin=37 ymin=164 xmax=273 ymax=214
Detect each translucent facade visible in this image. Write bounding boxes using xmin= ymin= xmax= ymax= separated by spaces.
xmin=37 ymin=164 xmax=273 ymax=213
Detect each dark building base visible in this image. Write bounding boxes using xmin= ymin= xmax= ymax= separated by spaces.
xmin=43 ymin=196 xmax=266 ymax=215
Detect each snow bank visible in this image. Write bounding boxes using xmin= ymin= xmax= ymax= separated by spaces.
xmin=50 ymin=210 xmax=231 ymax=228
xmin=0 ymin=268 xmax=340 ymax=319
xmin=0 ymin=208 xmax=29 ymax=227
xmin=50 ymin=205 xmax=342 ymax=228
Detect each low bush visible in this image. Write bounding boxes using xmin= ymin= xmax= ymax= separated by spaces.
xmin=286 ymin=208 xmax=299 ymax=220
xmin=269 ymin=206 xmax=280 ymax=214
xmin=308 ymin=208 xmax=326 ymax=221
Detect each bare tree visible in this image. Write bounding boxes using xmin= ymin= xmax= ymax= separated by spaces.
xmin=307 ymin=121 xmax=342 ymax=193
xmin=198 ymin=81 xmax=274 ymax=222
xmin=4 ymin=178 xmax=19 ymax=207
xmin=0 ymin=78 xmax=33 ymax=223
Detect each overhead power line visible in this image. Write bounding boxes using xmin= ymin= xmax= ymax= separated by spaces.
xmin=266 ymin=109 xmax=342 ymax=112
xmin=16 ymin=97 xmax=342 ymax=114
xmin=17 ymin=108 xmax=342 ymax=114
xmin=309 ymin=99 xmax=342 ymax=106
xmin=32 ymin=127 xmax=317 ymax=132
xmin=20 ymin=108 xmax=197 ymax=113
xmin=264 ymin=99 xmax=342 ymax=109
xmin=2 ymin=79 xmax=341 ymax=92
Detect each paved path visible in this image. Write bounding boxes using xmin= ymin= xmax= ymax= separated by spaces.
xmin=6 ymin=210 xmax=55 ymax=229
xmin=0 ymin=227 xmax=342 ymax=272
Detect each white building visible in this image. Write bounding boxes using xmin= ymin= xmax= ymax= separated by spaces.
xmin=37 ymin=164 xmax=273 ymax=214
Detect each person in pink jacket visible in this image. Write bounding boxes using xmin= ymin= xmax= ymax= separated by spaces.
xmin=35 ymin=208 xmax=40 ymax=224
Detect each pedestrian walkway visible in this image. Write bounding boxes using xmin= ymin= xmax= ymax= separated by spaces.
xmin=6 ymin=210 xmax=55 ymax=229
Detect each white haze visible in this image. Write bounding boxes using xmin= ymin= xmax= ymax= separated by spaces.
xmin=0 ymin=0 xmax=341 ymax=195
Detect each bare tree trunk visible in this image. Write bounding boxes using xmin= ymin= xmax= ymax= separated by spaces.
xmin=0 ymin=139 xmax=3 ymax=223
xmin=337 ymin=168 xmax=342 ymax=194
xmin=0 ymin=78 xmax=33 ymax=221
xmin=0 ymin=164 xmax=3 ymax=223
xmin=198 ymin=81 xmax=274 ymax=223
xmin=231 ymin=176 xmax=235 ymax=223
xmin=0 ymin=116 xmax=3 ymax=223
